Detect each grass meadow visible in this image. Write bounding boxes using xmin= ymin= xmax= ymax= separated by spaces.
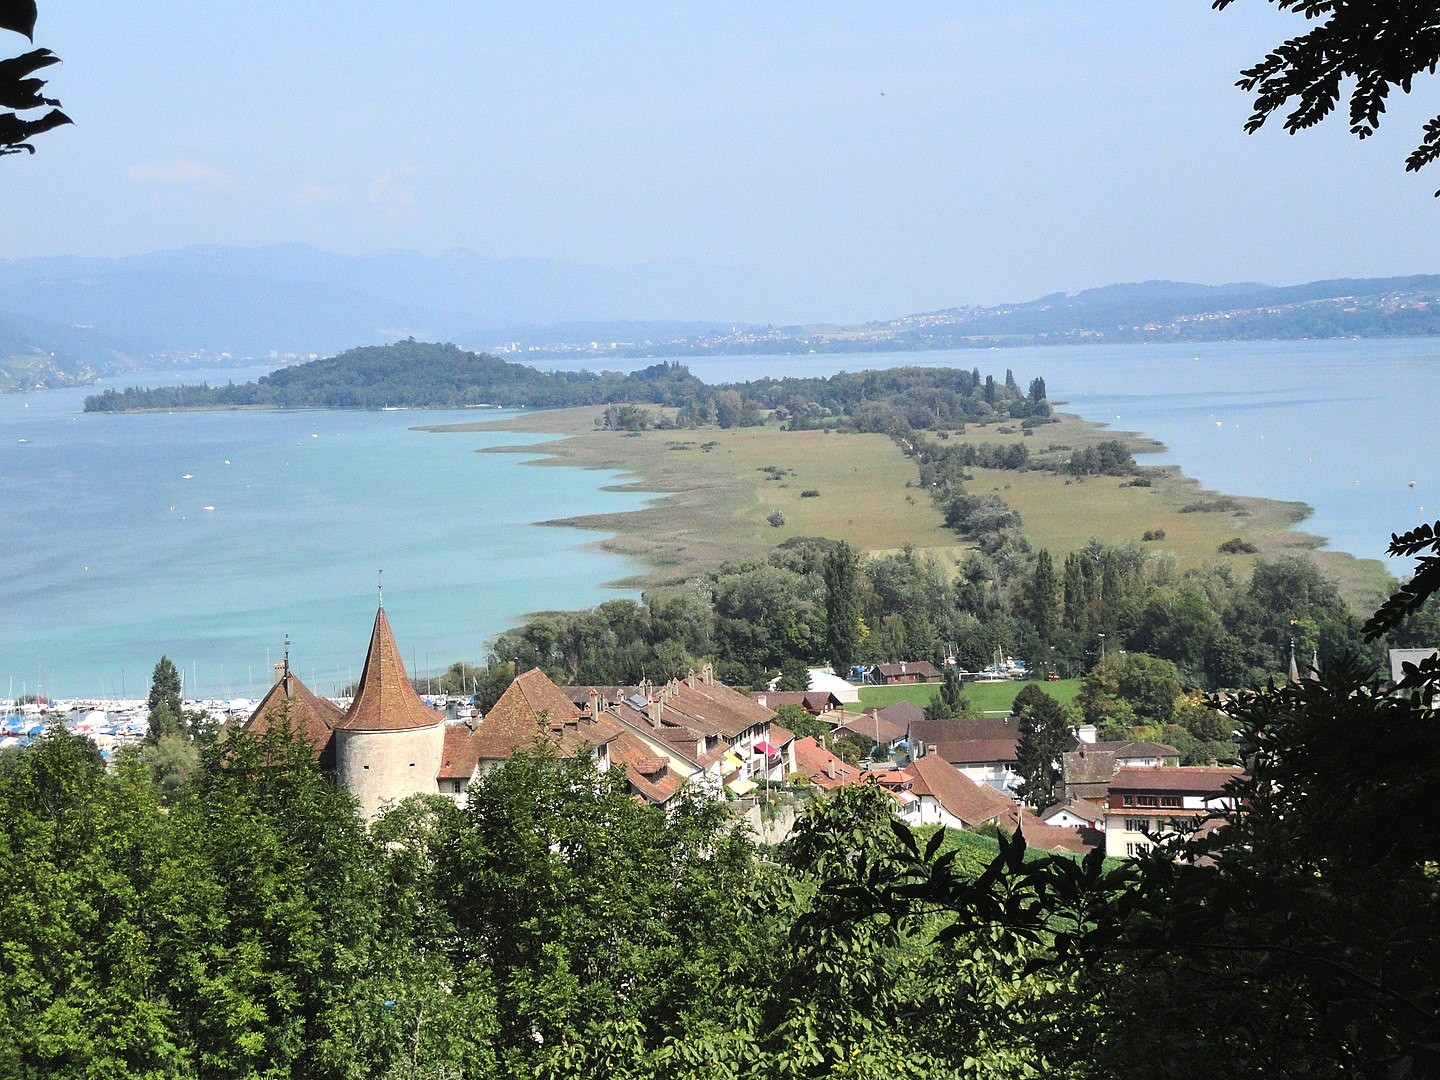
xmin=429 ymin=406 xmax=1390 ymax=608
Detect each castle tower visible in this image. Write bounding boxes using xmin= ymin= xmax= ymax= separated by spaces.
xmin=333 ymin=606 xmax=445 ymax=820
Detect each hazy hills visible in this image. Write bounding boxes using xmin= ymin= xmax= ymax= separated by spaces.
xmin=0 ymin=244 xmax=767 ymax=367
xmin=3 ymin=243 xmax=1440 ymax=388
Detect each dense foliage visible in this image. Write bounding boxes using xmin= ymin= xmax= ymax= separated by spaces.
xmin=6 ymin=629 xmax=1436 ymax=1077
xmin=442 ymin=535 xmax=1390 ymax=716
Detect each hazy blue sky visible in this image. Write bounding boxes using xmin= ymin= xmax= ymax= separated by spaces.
xmin=7 ymin=2 xmax=1440 ymax=321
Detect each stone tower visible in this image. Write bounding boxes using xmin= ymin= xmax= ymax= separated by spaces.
xmin=332 ymin=606 xmax=445 ymax=820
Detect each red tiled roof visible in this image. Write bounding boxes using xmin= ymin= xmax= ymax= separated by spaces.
xmin=876 ymin=701 xmax=925 ymax=728
xmin=793 ymin=735 xmax=861 ymax=790
xmin=610 ymin=731 xmax=684 ymax=804
xmin=1089 ymin=740 xmax=1180 ymax=759
xmin=1109 ymin=765 xmax=1245 ymax=794
xmin=243 ymin=669 xmax=343 ymax=768
xmin=438 ymin=723 xmax=484 ymax=781
xmin=658 ymin=681 xmax=774 ymax=739
xmin=335 ymin=608 xmax=443 ymax=732
xmin=1062 ymin=748 xmax=1118 ymax=785
xmin=874 ymin=661 xmax=942 ymax=679
xmin=768 ymin=723 xmax=795 ymax=746
xmin=906 ymin=754 xmax=1015 ymax=827
xmin=472 ymin=667 xmax=599 ymax=761
xmin=1018 ymin=817 xmax=1102 ymax=855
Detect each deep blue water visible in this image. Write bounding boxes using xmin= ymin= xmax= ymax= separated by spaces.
xmin=3 ymin=338 xmax=1434 ymax=699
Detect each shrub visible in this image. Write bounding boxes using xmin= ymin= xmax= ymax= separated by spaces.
xmin=800 ymin=489 xmax=820 ymax=498
xmin=1218 ymin=536 xmax=1259 ymax=554
xmin=767 ymin=510 xmax=786 ymax=528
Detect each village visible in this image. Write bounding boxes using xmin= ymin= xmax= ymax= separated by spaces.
xmin=203 ymin=604 xmax=1261 ymax=860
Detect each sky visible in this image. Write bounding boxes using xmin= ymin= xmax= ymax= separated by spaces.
xmin=6 ymin=2 xmax=1440 ymax=323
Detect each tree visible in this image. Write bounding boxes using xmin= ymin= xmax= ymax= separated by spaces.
xmin=924 ymin=663 xmax=969 ymax=720
xmin=0 ymin=3 xmax=71 ymax=157
xmin=713 ymin=389 xmax=742 ymax=429
xmin=145 ymin=655 xmax=184 ymax=742
xmin=776 ymin=655 xmax=810 ymax=692
xmin=823 ymin=541 xmax=863 ymax=676
xmin=772 ymin=702 xmax=829 ymax=744
xmin=1216 ymin=0 xmax=1440 ymax=190
xmin=1011 ymin=684 xmax=1069 ymax=807
xmin=1021 ymin=548 xmax=1060 ymax=640
xmin=434 ymin=750 xmax=760 ymax=1073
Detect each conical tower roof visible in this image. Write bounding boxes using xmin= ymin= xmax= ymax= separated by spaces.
xmin=335 ymin=607 xmax=442 ymax=731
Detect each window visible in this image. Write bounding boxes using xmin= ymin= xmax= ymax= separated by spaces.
xmin=1126 ymin=841 xmax=1147 ymax=857
xmin=1161 ymin=795 xmax=1182 ymax=808
xmin=1125 ymin=818 xmax=1147 ymax=833
xmin=1136 ymin=795 xmax=1159 ymax=807
xmin=1122 ymin=794 xmax=1134 ymax=807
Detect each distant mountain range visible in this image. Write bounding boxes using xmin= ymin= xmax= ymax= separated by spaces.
xmin=3 ymin=243 xmax=1440 ymax=389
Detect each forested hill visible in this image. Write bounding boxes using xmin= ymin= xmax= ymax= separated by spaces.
xmin=83 ymin=341 xmax=706 ymax=411
xmin=82 ymin=340 xmax=1048 ymax=427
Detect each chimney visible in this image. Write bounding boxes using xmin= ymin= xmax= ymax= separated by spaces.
xmin=825 ymin=759 xmax=836 ymax=780
xmin=757 ymin=694 xmax=766 ymax=708
xmin=273 ymin=661 xmax=285 ymax=685
xmin=701 ymin=661 xmax=714 ymax=685
xmin=587 ymin=688 xmax=600 ymax=722
xmin=686 ymin=669 xmax=697 ymax=689
xmin=647 ymin=696 xmax=663 ymax=726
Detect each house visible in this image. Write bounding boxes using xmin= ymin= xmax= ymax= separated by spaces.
xmin=904 ymin=754 xmax=1018 ymax=829
xmin=871 ymin=660 xmax=942 ymax=685
xmin=808 ymin=668 xmax=861 ymax=704
xmin=793 ymin=735 xmax=862 ymax=790
xmin=1016 ymin=815 xmax=1101 ymax=856
xmin=242 ymin=609 xmax=689 ymax=820
xmin=909 ymin=716 xmax=1023 ymax=796
xmin=244 ymin=606 xmax=457 ymax=820
xmin=834 ymin=707 xmax=909 ymax=751
xmin=1104 ymin=765 xmax=1243 ymax=859
xmin=566 ymin=665 xmax=793 ymax=797
xmin=1060 ymin=740 xmax=1180 ymax=802
xmin=1038 ymin=795 xmax=1106 ymax=830
xmin=1389 ymin=647 xmax=1439 ymax=685
xmin=750 ymin=689 xmax=844 ymax=717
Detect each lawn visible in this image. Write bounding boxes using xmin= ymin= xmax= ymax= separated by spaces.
xmin=857 ymin=678 xmax=1081 ymax=716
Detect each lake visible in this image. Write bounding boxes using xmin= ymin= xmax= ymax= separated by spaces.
xmin=3 ymin=338 xmax=1434 ymax=699
xmin=0 ymin=371 xmax=652 ymax=700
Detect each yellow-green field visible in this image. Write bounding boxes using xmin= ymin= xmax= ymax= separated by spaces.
xmin=421 ymin=407 xmax=1392 ymax=606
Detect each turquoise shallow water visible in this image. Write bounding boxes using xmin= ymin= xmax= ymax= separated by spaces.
xmin=5 ymin=338 xmax=1436 ymax=698
xmin=0 ymin=370 xmax=652 ymax=698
